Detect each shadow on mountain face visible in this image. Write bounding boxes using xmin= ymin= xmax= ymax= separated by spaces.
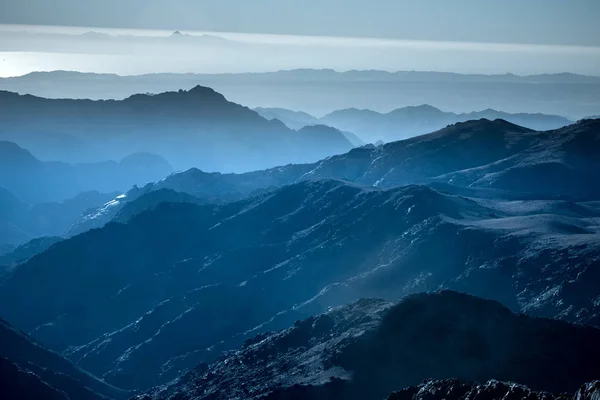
xmin=0 ymin=317 xmax=129 ymax=399
xmin=139 ymin=291 xmax=600 ymax=400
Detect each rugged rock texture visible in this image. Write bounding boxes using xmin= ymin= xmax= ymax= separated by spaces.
xmin=1 ymin=119 xmax=598 ymax=392
xmin=136 ymin=292 xmax=600 ymax=400
xmin=386 ymin=379 xmax=563 ymax=400
xmin=387 ymin=379 xmax=600 ymax=400
xmin=71 ymin=118 xmax=600 ymax=235
xmin=1 ymin=176 xmax=600 ymax=391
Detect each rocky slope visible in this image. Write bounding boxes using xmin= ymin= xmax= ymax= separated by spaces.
xmin=386 ymin=379 xmax=600 ymax=400
xmin=1 ymin=177 xmax=599 ymax=391
xmin=0 ymin=317 xmax=128 ymax=399
xmin=72 ymin=118 xmax=600 ymax=236
xmin=135 ymin=291 xmax=600 ymax=400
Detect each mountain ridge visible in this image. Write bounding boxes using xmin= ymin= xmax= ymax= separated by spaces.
xmin=136 ymin=291 xmax=600 ymax=400
xmin=0 ymin=87 xmax=353 ymax=171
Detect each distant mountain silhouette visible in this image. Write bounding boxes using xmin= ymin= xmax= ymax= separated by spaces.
xmin=255 ymin=107 xmax=366 ymax=146
xmin=0 ymin=87 xmax=353 ymax=171
xmin=0 ymin=317 xmax=128 ymax=399
xmin=318 ymin=105 xmax=573 ymax=142
xmin=2 ymin=70 xmax=599 ymax=119
xmin=0 ymin=141 xmax=173 ymax=204
xmin=0 ymin=185 xmax=116 ymax=248
xmin=385 ymin=380 xmax=600 ymax=400
xmin=254 ymin=107 xmax=320 ymax=129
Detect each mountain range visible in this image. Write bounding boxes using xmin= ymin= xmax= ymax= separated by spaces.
xmin=0 ymin=87 xmax=353 ymax=171
xmin=0 ymin=117 xmax=599 ymax=399
xmin=69 ymin=117 xmax=600 ymax=237
xmin=1 ymin=69 xmax=599 ymax=119
xmin=256 ymin=105 xmax=573 ymax=142
xmin=0 ymin=186 xmax=116 ymax=250
xmin=0 ymin=141 xmax=173 ymax=204
xmin=136 ymin=291 xmax=600 ymax=400
xmin=1 ymin=119 xmax=599 ymax=392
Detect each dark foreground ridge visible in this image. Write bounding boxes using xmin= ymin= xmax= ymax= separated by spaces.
xmin=0 ymin=317 xmax=129 ymax=399
xmin=386 ymin=379 xmax=600 ymax=400
xmin=138 ymin=291 xmax=600 ymax=400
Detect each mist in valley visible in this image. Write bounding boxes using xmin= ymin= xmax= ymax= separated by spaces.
xmin=1 ymin=2 xmax=600 ymax=400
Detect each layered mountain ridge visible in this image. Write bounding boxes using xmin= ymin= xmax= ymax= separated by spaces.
xmin=0 ymin=87 xmax=353 ymax=171
xmin=256 ymin=105 xmax=573 ymax=142
xmin=0 ymin=116 xmax=598 ymax=398
xmin=2 ymin=69 xmax=599 ymax=118
xmin=0 ymin=140 xmax=173 ymax=204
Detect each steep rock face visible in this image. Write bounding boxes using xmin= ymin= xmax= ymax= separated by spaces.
xmin=0 ymin=317 xmax=128 ymax=399
xmin=0 ymin=88 xmax=353 ymax=171
xmin=137 ymin=292 xmax=600 ymax=400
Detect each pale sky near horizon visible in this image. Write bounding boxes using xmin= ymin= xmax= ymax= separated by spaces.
xmin=1 ymin=1 xmax=599 ymax=77
xmin=1 ymin=0 xmax=599 ymax=46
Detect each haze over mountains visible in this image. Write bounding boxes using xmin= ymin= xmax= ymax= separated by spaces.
xmin=1 ymin=113 xmax=599 ymax=398
xmin=0 ymin=86 xmax=353 ymax=170
xmin=256 ymin=105 xmax=573 ymax=142
xmin=0 ymin=141 xmax=173 ymax=204
xmin=2 ymin=69 xmax=599 ymax=119
xmin=2 ymin=3 xmax=600 ymax=398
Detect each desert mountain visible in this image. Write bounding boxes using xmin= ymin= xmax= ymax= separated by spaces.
xmin=0 ymin=87 xmax=353 ymax=171
xmin=73 ymin=118 xmax=600 ymax=236
xmin=136 ymin=291 xmax=600 ymax=400
xmin=1 ymin=118 xmax=598 ymax=394
xmin=1 ymin=176 xmax=599 ymax=390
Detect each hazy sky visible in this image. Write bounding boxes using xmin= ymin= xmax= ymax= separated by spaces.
xmin=2 ymin=0 xmax=600 ymax=46
xmin=1 ymin=1 xmax=600 ymax=77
